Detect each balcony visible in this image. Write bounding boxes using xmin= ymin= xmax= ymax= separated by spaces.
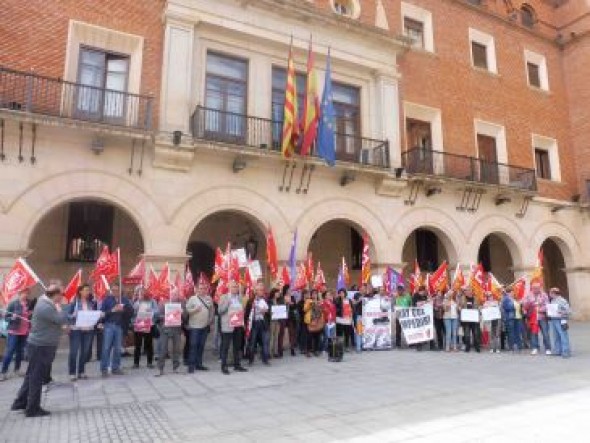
xmin=0 ymin=66 xmax=153 ymax=131
xmin=190 ymin=105 xmax=390 ymax=169
xmin=402 ymin=147 xmax=537 ymax=192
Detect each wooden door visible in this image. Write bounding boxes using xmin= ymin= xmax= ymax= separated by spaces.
xmin=477 ymin=134 xmax=499 ymax=184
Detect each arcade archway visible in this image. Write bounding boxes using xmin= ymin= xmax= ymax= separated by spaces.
xmin=540 ymin=238 xmax=569 ymax=299
xmin=402 ymin=228 xmax=452 ymax=273
xmin=477 ymin=233 xmax=515 ymax=284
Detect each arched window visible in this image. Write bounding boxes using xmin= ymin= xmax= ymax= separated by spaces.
xmin=520 ymin=4 xmax=537 ymax=28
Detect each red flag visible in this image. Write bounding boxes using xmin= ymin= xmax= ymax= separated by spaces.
xmin=91 ymin=246 xmax=119 ymax=281
xmin=212 ymin=247 xmax=225 ymax=283
xmin=244 ymin=266 xmax=253 ymax=298
xmin=92 ymin=275 xmax=110 ymax=301
xmin=266 ymin=226 xmax=278 ymax=280
xmin=428 ymin=261 xmax=448 ymax=294
xmin=1 ymin=258 xmax=41 ymax=303
xmin=183 ymin=266 xmax=195 ymax=299
xmin=295 ymin=262 xmax=308 ymax=290
xmin=342 ymin=256 xmax=351 ymax=286
xmin=471 ymin=263 xmax=486 ymax=304
xmin=145 ymin=266 xmax=160 ymax=299
xmin=513 ymin=276 xmax=527 ymax=300
xmin=158 ymin=263 xmax=171 ymax=300
xmin=305 ymin=252 xmax=314 ymax=283
xmin=123 ymin=257 xmax=145 ymax=285
xmin=409 ymin=260 xmax=421 ymax=294
xmin=280 ymin=266 xmax=290 ymax=287
xmin=64 ymin=269 xmax=82 ymax=303
xmin=314 ymin=262 xmax=326 ymax=291
xmin=488 ymin=273 xmax=503 ymax=300
xmin=452 ymin=263 xmax=465 ymax=291
xmin=360 ymin=233 xmax=371 ymax=286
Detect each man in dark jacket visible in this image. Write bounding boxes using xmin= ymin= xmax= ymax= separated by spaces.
xmin=100 ymin=287 xmax=133 ymax=377
xmin=11 ymin=282 xmax=68 ymax=417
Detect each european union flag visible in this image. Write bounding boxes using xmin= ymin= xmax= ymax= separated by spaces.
xmin=317 ymin=50 xmax=336 ymax=167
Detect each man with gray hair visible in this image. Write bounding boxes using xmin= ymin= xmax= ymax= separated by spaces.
xmin=11 ymin=280 xmax=69 ymax=418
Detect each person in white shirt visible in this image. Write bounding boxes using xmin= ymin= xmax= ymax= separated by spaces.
xmin=247 ymin=280 xmax=270 ymax=365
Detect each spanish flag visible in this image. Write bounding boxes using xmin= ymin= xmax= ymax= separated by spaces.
xmin=300 ymin=36 xmax=320 ymax=156
xmin=281 ymin=38 xmax=299 ymax=158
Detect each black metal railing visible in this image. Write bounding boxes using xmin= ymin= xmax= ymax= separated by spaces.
xmin=0 ymin=66 xmax=153 ymax=130
xmin=402 ymin=147 xmax=537 ymax=192
xmin=190 ymin=105 xmax=390 ymax=168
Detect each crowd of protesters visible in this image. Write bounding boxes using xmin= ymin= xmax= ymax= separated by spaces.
xmin=0 ymin=276 xmax=573 ymax=418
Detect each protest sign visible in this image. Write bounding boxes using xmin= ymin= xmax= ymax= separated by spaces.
xmin=271 ymin=305 xmax=287 ymax=320
xmin=397 ymin=303 xmax=434 ymax=345
xmin=164 ymin=303 xmax=182 ymax=327
xmin=461 ymin=308 xmax=480 ymax=323
xmin=248 ymin=260 xmax=262 ymax=280
xmin=370 ymin=275 xmax=383 ymax=289
xmin=134 ymin=311 xmax=152 ymax=333
xmin=547 ymin=303 xmax=559 ymax=318
xmin=75 ymin=310 xmax=101 ymax=328
xmin=232 ymin=248 xmax=248 ymax=268
xmin=481 ymin=306 xmax=501 ymax=322
xmin=229 ymin=307 xmax=244 ymax=327
xmin=362 ymin=296 xmax=392 ymax=350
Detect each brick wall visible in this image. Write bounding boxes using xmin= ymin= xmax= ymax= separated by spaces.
xmin=0 ymin=0 xmax=164 ymax=126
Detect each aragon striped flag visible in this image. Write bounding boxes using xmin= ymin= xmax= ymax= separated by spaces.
xmin=300 ymin=36 xmax=320 ymax=157
xmin=281 ymin=38 xmax=299 ymax=158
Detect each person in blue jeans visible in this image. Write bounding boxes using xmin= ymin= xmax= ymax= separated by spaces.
xmin=67 ymin=284 xmax=97 ymax=381
xmin=100 ymin=287 xmax=133 ymax=377
xmin=548 ymin=287 xmax=572 ymax=358
xmin=501 ymin=288 xmax=518 ymax=351
xmin=185 ymin=280 xmax=215 ymax=373
xmin=1 ymin=289 xmax=32 ymax=381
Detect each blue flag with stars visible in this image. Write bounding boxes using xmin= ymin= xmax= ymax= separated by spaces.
xmin=317 ymin=50 xmax=336 ymax=166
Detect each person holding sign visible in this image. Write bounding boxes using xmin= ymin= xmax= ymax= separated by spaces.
xmin=268 ymin=288 xmax=286 ymax=358
xmin=247 ymin=280 xmax=271 ymax=365
xmin=218 ymin=281 xmax=248 ymax=374
xmin=523 ymin=282 xmax=551 ymax=356
xmin=547 ymin=287 xmax=571 ymax=358
xmin=155 ymin=289 xmax=183 ymax=377
xmin=67 ymin=284 xmax=98 ymax=381
xmin=482 ymin=292 xmax=500 ymax=353
xmin=335 ymin=289 xmax=354 ymax=352
xmin=412 ymin=285 xmax=432 ymax=351
xmin=132 ymin=288 xmax=158 ymax=369
xmin=186 ymin=281 xmax=215 ymax=373
xmin=460 ymin=287 xmax=480 ymax=353
xmin=394 ymin=284 xmax=412 ymax=349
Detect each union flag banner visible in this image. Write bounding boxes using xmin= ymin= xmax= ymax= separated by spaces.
xmin=488 ymin=273 xmax=503 ymax=300
xmin=314 ymin=261 xmax=326 ymax=291
xmin=530 ymin=249 xmax=544 ymax=288
xmin=409 ymin=260 xmax=421 ymax=295
xmin=63 ymin=269 xmax=82 ymax=303
xmin=428 ymin=261 xmax=448 ymax=294
xmin=295 ymin=262 xmax=308 ymax=290
xmin=93 ymin=274 xmax=111 ymax=301
xmin=281 ymin=38 xmax=299 ymax=158
xmin=305 ymin=252 xmax=314 ymax=283
xmin=470 ymin=263 xmax=486 ymax=303
xmin=266 ymin=226 xmax=278 ymax=280
xmin=1 ymin=258 xmax=41 ymax=303
xmin=90 ymin=246 xmax=119 ymax=281
xmin=183 ymin=265 xmax=195 ymax=299
xmin=512 ymin=276 xmax=528 ymax=300
xmin=451 ymin=263 xmax=465 ymax=291
xmin=360 ymin=233 xmax=371 ymax=285
xmin=300 ymin=37 xmax=320 ymax=156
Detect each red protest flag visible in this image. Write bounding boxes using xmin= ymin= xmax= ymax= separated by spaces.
xmin=452 ymin=263 xmax=465 ymax=291
xmin=212 ymin=247 xmax=225 ymax=283
xmin=1 ymin=258 xmax=41 ymax=303
xmin=91 ymin=246 xmax=118 ymax=281
xmin=266 ymin=226 xmax=278 ymax=280
xmin=470 ymin=263 xmax=486 ymax=304
xmin=488 ymin=273 xmax=503 ymax=300
xmin=63 ymin=269 xmax=82 ymax=303
xmin=512 ymin=276 xmax=528 ymax=301
xmin=295 ymin=262 xmax=308 ymax=290
xmin=360 ymin=233 xmax=371 ymax=286
xmin=280 ymin=266 xmax=290 ymax=287
xmin=409 ymin=260 xmax=421 ymax=295
xmin=183 ymin=265 xmax=195 ymax=299
xmin=145 ymin=266 xmax=162 ymax=300
xmin=428 ymin=261 xmax=449 ymax=294
xmin=341 ymin=256 xmax=351 ymax=286
xmin=305 ymin=252 xmax=314 ymax=283
xmin=92 ymin=274 xmax=111 ymax=301
xmin=314 ymin=261 xmax=326 ymax=291
xmin=123 ymin=257 xmax=145 ymax=285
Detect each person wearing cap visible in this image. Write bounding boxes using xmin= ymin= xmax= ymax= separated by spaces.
xmin=11 ymin=281 xmax=69 ymax=418
xmin=482 ymin=291 xmax=500 ymax=353
xmin=394 ymin=283 xmax=411 ymax=348
xmin=1 ymin=289 xmax=32 ymax=381
xmin=547 ymin=287 xmax=571 ymax=358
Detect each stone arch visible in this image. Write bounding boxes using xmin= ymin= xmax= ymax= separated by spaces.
xmin=465 ymin=215 xmax=526 ymax=267
xmin=392 ymin=207 xmax=463 ymax=265
xmin=295 ymin=198 xmax=389 ymax=265
xmin=173 ymin=186 xmax=291 ymax=254
xmin=7 ymin=170 xmax=163 ymax=251
xmin=529 ymin=222 xmax=580 ymax=268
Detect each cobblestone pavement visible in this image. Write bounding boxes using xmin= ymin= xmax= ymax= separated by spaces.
xmin=1 ymin=323 xmax=589 ymax=442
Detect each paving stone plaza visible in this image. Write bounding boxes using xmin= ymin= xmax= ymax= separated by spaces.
xmin=0 ymin=323 xmax=588 ymax=443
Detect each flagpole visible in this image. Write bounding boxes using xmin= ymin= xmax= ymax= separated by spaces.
xmin=117 ymin=248 xmax=122 ymax=303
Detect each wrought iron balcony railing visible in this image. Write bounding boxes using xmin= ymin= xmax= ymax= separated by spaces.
xmin=0 ymin=66 xmax=153 ymax=131
xmin=190 ymin=105 xmax=390 ymax=169
xmin=402 ymin=147 xmax=537 ymax=192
